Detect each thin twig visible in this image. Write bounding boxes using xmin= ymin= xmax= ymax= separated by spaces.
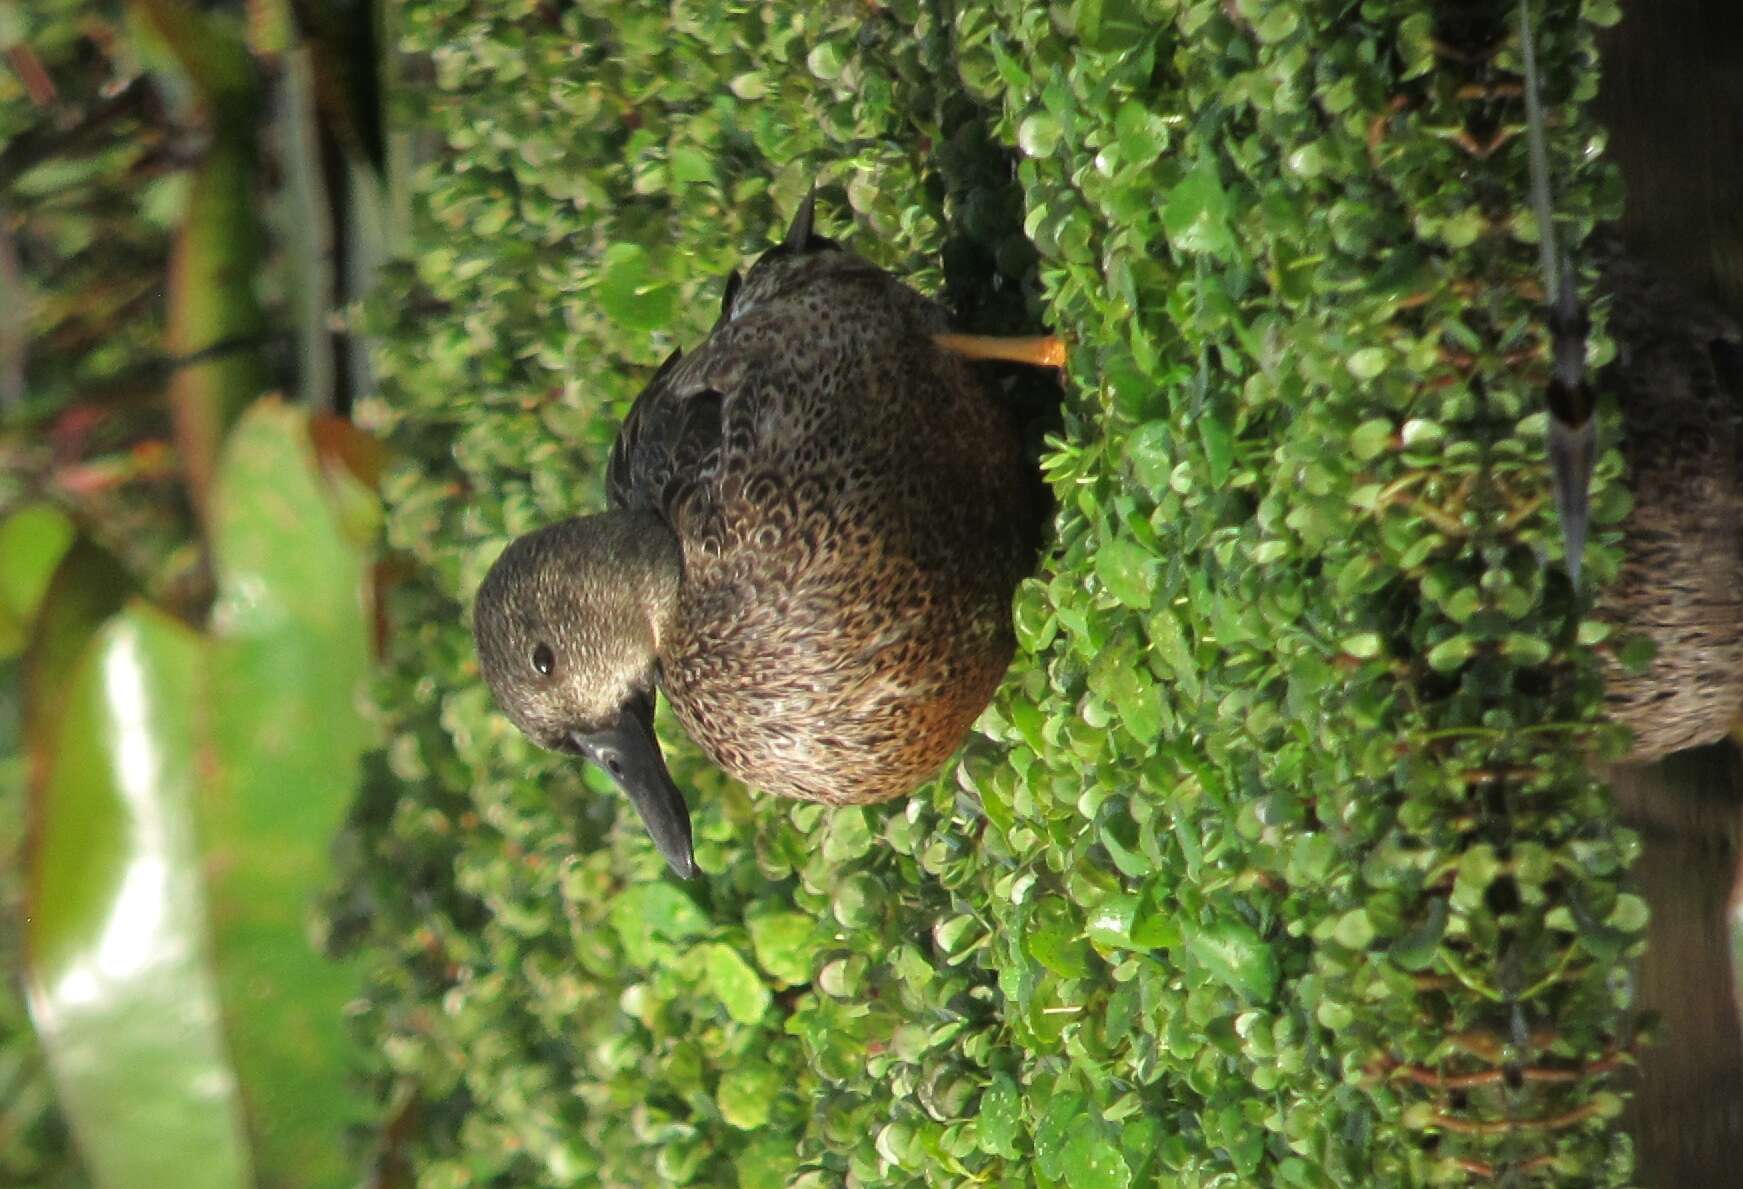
xmin=1428 ymin=1099 xmax=1605 ymax=1135
xmin=0 ymin=212 xmax=23 ymax=412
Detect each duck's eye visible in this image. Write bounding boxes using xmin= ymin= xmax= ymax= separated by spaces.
xmin=532 ymin=642 xmax=555 ymax=676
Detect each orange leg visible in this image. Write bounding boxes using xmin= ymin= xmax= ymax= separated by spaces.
xmin=933 ymin=332 xmax=1067 ymax=369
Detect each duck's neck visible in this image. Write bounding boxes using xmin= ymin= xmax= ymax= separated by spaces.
xmin=586 ymin=508 xmax=682 ymax=655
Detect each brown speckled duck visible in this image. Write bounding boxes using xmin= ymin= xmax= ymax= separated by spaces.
xmin=1598 ymin=256 xmax=1743 ymax=763
xmin=472 ymin=192 xmax=1055 ymax=876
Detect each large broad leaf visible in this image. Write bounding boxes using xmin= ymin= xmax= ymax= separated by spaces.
xmin=24 ymin=603 xmax=253 ymax=1189
xmin=202 ymin=398 xmax=374 ymax=1183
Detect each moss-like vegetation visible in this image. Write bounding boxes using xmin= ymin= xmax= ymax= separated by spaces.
xmin=344 ymin=1 xmax=1643 ymax=1185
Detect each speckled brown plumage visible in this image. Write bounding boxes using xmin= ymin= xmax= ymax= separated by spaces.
xmin=1598 ymin=256 xmax=1743 ymax=762
xmin=603 ymin=222 xmax=1035 ymax=804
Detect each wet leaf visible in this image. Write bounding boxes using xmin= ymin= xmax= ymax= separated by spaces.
xmin=979 ymin=1073 xmax=1022 ymax=1157
xmin=1095 ymin=539 xmax=1156 ymax=610
xmin=1064 ymin=1114 xmax=1132 ymax=1188
xmin=1018 ymin=112 xmax=1062 ymax=158
xmin=25 ymin=606 xmax=253 ymax=1189
xmin=1187 ymin=919 xmax=1278 ymax=1002
xmin=1034 ymin=1090 xmax=1084 ymax=1180
xmin=1086 ymin=894 xmax=1140 ymax=949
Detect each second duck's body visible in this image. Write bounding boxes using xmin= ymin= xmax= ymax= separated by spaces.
xmin=1599 ymin=257 xmax=1743 ymax=762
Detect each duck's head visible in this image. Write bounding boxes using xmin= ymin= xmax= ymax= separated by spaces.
xmin=472 ymin=510 xmax=695 ymax=878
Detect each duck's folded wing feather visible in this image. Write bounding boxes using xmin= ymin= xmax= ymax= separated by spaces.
xmin=606 ymin=348 xmax=726 ymax=521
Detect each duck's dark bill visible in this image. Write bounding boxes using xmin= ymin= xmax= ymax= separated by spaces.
xmin=574 ymin=693 xmax=696 ymax=879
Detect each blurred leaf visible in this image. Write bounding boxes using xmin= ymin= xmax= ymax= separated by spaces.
xmin=1388 ymin=898 xmax=1449 ymax=971
xmin=1426 ymin=634 xmax=1475 ymax=672
xmin=164 ymin=134 xmax=269 ymax=525
xmin=202 ymin=398 xmax=373 ymax=1182
xmin=137 ymin=0 xmax=268 ymax=527
xmin=598 ymin=243 xmax=676 ymax=333
xmin=746 ymin=908 xmax=821 ymax=986
xmin=1018 ymin=112 xmax=1062 ymax=158
xmin=703 ymin=943 xmax=771 ymax=1025
xmin=1199 ymin=413 xmax=1233 ymax=487
xmin=24 ymin=605 xmax=253 ymax=1189
xmin=0 ymin=502 xmax=75 ymax=658
xmin=307 ymin=413 xmax=389 ymax=492
xmin=293 ymin=0 xmax=387 ymax=170
xmin=610 ymin=882 xmax=711 ymax=966
xmin=130 ymin=0 xmax=256 ymax=106
xmin=716 ymin=1061 xmax=779 ymax=1129
xmin=734 ymin=1135 xmax=799 ymax=1188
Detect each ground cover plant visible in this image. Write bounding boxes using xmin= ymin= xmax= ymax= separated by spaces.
xmin=342 ymin=0 xmax=1647 ymax=1185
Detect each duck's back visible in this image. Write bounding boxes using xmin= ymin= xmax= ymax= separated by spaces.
xmin=1600 ymin=257 xmax=1743 ymax=761
xmin=608 ymin=244 xmax=1035 ymax=803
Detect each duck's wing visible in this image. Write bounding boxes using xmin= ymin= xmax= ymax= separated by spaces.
xmin=605 ymin=193 xmax=836 ymax=519
xmin=605 ymin=347 xmax=725 ymax=521
xmin=605 ymin=197 xmax=855 ymax=529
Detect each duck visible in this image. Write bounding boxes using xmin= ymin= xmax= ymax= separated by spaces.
xmin=472 ymin=190 xmax=1059 ymax=877
xmin=1596 ymin=254 xmax=1743 ymax=763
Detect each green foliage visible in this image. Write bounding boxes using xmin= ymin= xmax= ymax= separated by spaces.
xmin=348 ymin=1 xmax=1640 ymax=1185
